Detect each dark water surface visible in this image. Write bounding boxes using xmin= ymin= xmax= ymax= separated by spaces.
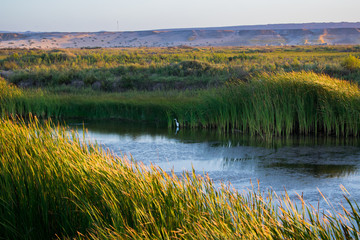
xmin=68 ymin=120 xmax=360 ymax=209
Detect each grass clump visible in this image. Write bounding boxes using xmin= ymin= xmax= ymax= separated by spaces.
xmin=342 ymin=55 xmax=360 ymax=71
xmin=0 ymin=77 xmax=22 ymax=116
xmin=0 ymin=76 xmax=22 ymax=101
xmin=1 ymin=117 xmax=360 ymax=239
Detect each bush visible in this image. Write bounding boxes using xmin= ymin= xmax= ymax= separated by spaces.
xmin=342 ymin=55 xmax=360 ymax=71
xmin=169 ymin=60 xmax=212 ymax=77
xmin=0 ymin=77 xmax=22 ymax=101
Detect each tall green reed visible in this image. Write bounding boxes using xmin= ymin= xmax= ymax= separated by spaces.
xmin=2 ymin=72 xmax=360 ymax=136
xmin=1 ymin=116 xmax=360 ymax=239
xmin=195 ymin=72 xmax=360 ymax=136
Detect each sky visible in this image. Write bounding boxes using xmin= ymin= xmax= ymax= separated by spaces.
xmin=1 ymin=0 xmax=359 ymax=32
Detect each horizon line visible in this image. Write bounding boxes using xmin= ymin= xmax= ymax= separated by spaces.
xmin=1 ymin=21 xmax=360 ymax=34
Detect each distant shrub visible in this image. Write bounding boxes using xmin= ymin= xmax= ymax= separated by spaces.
xmin=228 ymin=53 xmax=257 ymax=61
xmin=2 ymin=61 xmax=19 ymax=70
xmin=170 ymin=60 xmax=212 ymax=76
xmin=342 ymin=55 xmax=360 ymax=71
xmin=40 ymin=52 xmax=76 ymax=63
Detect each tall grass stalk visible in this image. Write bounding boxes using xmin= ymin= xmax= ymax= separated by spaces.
xmin=1 ymin=117 xmax=360 ymax=239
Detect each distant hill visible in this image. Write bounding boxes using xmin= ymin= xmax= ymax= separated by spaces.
xmin=159 ymin=22 xmax=360 ymax=31
xmin=1 ymin=22 xmax=360 ymax=49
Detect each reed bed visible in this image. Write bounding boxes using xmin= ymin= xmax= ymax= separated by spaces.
xmin=2 ymin=71 xmax=360 ymax=136
xmin=1 ymin=116 xmax=360 ymax=239
xmin=196 ymin=71 xmax=360 ymax=136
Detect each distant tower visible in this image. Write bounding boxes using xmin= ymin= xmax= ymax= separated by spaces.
xmin=117 ymin=21 xmax=119 ymax=31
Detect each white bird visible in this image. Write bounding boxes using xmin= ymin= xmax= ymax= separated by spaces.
xmin=174 ymin=118 xmax=180 ymax=128
xmin=174 ymin=118 xmax=180 ymax=135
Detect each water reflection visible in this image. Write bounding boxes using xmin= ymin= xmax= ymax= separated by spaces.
xmin=266 ymin=163 xmax=356 ymax=178
xmin=67 ymin=119 xmax=360 ymax=208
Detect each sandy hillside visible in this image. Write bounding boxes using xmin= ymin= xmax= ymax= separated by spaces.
xmin=1 ymin=23 xmax=360 ymax=49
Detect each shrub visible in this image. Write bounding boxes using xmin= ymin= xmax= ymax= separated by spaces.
xmin=170 ymin=60 xmax=212 ymax=77
xmin=0 ymin=77 xmax=22 ymax=100
xmin=342 ymin=55 xmax=360 ymax=71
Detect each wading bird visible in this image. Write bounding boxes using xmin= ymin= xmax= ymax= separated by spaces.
xmin=174 ymin=118 xmax=179 ymax=128
xmin=174 ymin=118 xmax=180 ymax=135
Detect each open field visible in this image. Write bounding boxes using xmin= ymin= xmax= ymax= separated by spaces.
xmin=1 ymin=117 xmax=360 ymax=239
xmin=1 ymin=46 xmax=360 ymax=136
xmin=1 ymin=46 xmax=360 ymax=92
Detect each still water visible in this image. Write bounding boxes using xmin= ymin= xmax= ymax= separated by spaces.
xmin=69 ymin=120 xmax=360 ymax=209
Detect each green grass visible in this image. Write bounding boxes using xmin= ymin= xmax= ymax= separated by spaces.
xmin=2 ymin=71 xmax=360 ymax=136
xmin=1 ymin=46 xmax=360 ymax=91
xmin=1 ymin=116 xmax=360 ymax=239
xmin=202 ymin=71 xmax=360 ymax=136
xmin=2 ymin=46 xmax=360 ymax=239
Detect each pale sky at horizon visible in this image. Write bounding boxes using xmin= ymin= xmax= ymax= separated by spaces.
xmin=1 ymin=0 xmax=359 ymax=32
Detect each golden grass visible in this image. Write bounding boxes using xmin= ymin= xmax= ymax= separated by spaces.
xmin=0 ymin=116 xmax=360 ymax=239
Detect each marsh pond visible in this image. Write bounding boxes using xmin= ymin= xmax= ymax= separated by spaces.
xmin=69 ymin=119 xmax=360 ymax=209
